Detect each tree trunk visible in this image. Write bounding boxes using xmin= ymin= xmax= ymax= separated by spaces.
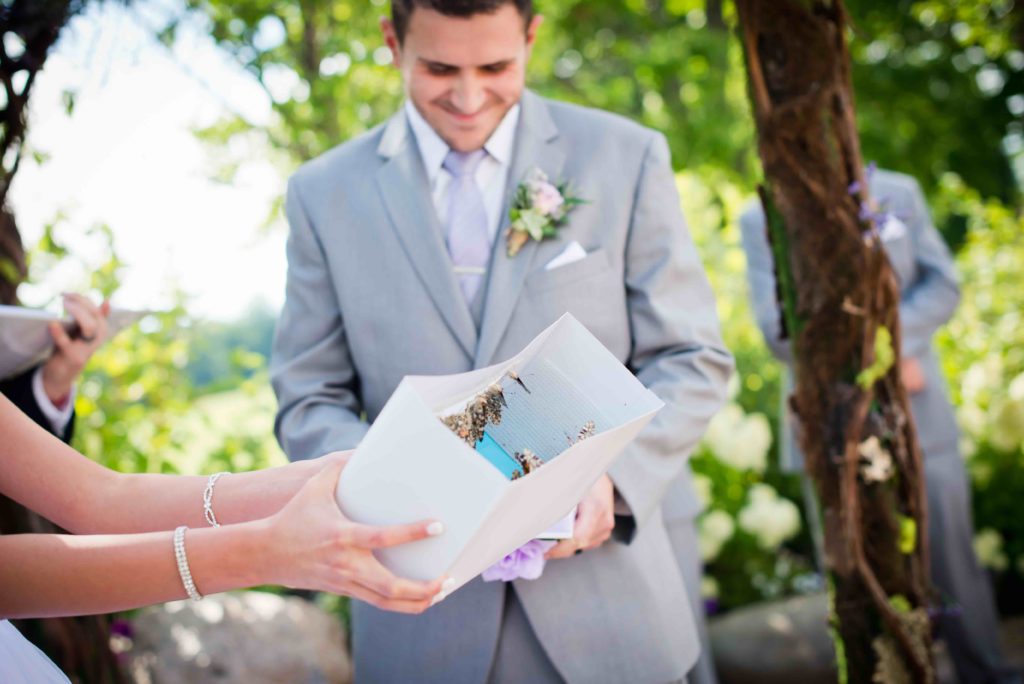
xmin=735 ymin=1 xmax=935 ymax=681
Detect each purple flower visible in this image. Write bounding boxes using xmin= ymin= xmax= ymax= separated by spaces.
xmin=109 ymin=618 xmax=134 ymax=639
xmin=531 ymin=180 xmax=565 ymax=217
xmin=482 ymin=539 xmax=558 ymax=582
xmin=848 ymin=161 xmax=878 ymax=196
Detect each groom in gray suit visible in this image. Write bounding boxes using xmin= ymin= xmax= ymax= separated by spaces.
xmin=271 ymin=1 xmax=733 ymax=682
xmin=740 ymin=169 xmax=1020 ymax=684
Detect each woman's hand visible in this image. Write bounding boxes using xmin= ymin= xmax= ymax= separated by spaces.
xmin=263 ymin=457 xmax=450 ymax=614
xmin=42 ymin=295 xmax=110 ymax=403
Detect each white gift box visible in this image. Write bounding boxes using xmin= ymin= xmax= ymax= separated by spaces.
xmin=334 ymin=314 xmax=663 ymax=592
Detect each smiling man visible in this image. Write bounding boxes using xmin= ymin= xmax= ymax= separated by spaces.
xmin=270 ymin=1 xmax=733 ymax=682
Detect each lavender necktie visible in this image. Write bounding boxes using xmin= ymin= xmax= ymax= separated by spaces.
xmin=443 ymin=149 xmax=491 ymax=304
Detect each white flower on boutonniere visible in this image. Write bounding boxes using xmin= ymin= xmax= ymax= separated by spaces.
xmin=506 ymin=168 xmax=585 ymax=257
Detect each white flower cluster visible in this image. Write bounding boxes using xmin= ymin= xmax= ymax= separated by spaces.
xmin=858 ymin=436 xmax=894 ymax=484
xmin=691 ymin=473 xmax=714 ymax=509
xmin=698 ymin=509 xmax=735 ymax=562
xmin=702 ymin=403 xmax=773 ymax=473
xmin=958 ymin=362 xmax=1024 ymax=456
xmin=973 ymin=528 xmax=1009 ymax=572
xmin=738 ymin=484 xmax=802 ymax=551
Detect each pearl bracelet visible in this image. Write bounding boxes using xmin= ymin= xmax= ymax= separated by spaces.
xmin=203 ymin=472 xmax=230 ymax=528
xmin=173 ymin=526 xmax=203 ymax=602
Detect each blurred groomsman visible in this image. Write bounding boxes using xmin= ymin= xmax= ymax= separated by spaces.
xmin=739 ymin=169 xmax=1020 ymax=684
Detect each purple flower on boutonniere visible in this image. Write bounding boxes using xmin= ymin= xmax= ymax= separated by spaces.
xmin=506 ymin=168 xmax=585 ymax=257
xmin=481 ymin=539 xmax=558 ymax=582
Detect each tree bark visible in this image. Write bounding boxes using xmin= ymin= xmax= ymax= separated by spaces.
xmin=735 ymin=1 xmax=935 ymax=681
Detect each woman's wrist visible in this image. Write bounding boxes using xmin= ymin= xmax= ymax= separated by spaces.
xmin=244 ymin=517 xmax=284 ymax=587
xmin=186 ymin=520 xmax=278 ymax=596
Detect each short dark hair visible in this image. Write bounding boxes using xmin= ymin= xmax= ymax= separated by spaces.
xmin=391 ymin=0 xmax=533 ymax=44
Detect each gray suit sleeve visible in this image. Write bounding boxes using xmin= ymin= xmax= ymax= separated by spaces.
xmin=738 ymin=205 xmax=793 ymax=363
xmin=270 ymin=177 xmax=370 ymax=461
xmin=896 ymin=178 xmax=960 ymax=359
xmin=606 ymin=132 xmax=735 ymax=541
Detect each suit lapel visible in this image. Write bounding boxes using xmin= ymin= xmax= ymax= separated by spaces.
xmin=474 ymin=91 xmax=566 ymax=368
xmin=375 ymin=111 xmax=477 ymax=360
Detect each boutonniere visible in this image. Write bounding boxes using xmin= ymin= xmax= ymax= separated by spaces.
xmin=506 ymin=168 xmax=585 ymax=257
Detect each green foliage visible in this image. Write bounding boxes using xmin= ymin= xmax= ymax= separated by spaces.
xmin=23 ymin=217 xmax=285 ymax=477
xmin=183 ymin=0 xmax=403 ymax=166
xmin=848 ymin=0 xmax=1024 ymax=233
xmin=185 ymin=302 xmax=276 ymax=391
xmin=681 ymin=172 xmax=817 ymax=611
xmin=77 ymin=310 xmax=285 ymax=476
xmin=933 ymin=174 xmax=1024 ymax=610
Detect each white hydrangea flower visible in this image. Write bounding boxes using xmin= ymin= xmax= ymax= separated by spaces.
xmin=738 ymin=484 xmax=801 ymax=550
xmin=1009 ymin=372 xmax=1024 ymax=402
xmin=700 ymin=576 xmax=720 ymax=599
xmin=962 ymin=357 xmax=1004 ymax=403
xmin=703 ymin=404 xmax=744 ymax=457
xmin=698 ymin=509 xmax=736 ymax=562
xmin=726 ymin=372 xmax=741 ymax=400
xmin=733 ymin=413 xmax=772 ymax=472
xmin=957 ymin=404 xmax=988 ymax=438
xmin=703 ymin=404 xmax=771 ymax=473
xmin=959 ymin=436 xmax=977 ymax=461
xmin=991 ymin=398 xmax=1024 ymax=452
xmin=974 ymin=528 xmax=1009 ymax=572
xmin=692 ymin=473 xmax=714 ymax=509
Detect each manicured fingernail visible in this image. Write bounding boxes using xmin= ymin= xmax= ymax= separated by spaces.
xmin=442 ymin=577 xmax=456 ymax=592
xmin=431 ymin=591 xmax=447 ymax=606
xmin=426 ymin=522 xmax=445 ymax=536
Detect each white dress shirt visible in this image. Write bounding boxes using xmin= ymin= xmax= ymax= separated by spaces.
xmin=31 ymin=366 xmax=75 ymax=434
xmin=404 ymin=100 xmax=520 ymax=246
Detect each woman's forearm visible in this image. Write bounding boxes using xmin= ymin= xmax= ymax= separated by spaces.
xmin=0 ymin=521 xmax=274 ymax=619
xmin=89 ymin=458 xmax=325 ymax=534
xmin=1 ymin=392 xmax=330 ymax=536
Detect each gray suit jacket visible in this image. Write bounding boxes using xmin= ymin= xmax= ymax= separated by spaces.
xmin=271 ymin=90 xmax=734 ymax=683
xmin=739 ymin=169 xmax=962 ymax=471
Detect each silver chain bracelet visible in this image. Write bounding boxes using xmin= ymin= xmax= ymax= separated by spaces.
xmin=173 ymin=526 xmax=203 ymax=602
xmin=203 ymin=472 xmax=230 ymax=527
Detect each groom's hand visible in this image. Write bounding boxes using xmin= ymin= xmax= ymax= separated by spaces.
xmin=546 ymin=475 xmax=616 ymax=560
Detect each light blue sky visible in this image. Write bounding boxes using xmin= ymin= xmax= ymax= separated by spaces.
xmin=10 ymin=0 xmax=288 ymax=321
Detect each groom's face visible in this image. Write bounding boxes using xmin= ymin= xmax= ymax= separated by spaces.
xmin=383 ymin=5 xmax=542 ymax=152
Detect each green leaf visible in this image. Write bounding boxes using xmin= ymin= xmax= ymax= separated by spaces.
xmin=517 ymin=209 xmax=547 ymax=241
xmin=0 ymin=256 xmax=22 ymax=285
xmin=897 ymin=515 xmax=917 ymax=554
xmin=889 ymin=594 xmax=912 ymax=614
xmin=61 ymin=89 xmax=76 ymax=116
xmin=856 ymin=326 xmax=895 ymax=390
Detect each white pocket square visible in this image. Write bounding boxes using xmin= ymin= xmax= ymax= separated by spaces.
xmin=879 ymin=215 xmax=907 ymax=242
xmin=544 ymin=241 xmax=588 ymax=271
